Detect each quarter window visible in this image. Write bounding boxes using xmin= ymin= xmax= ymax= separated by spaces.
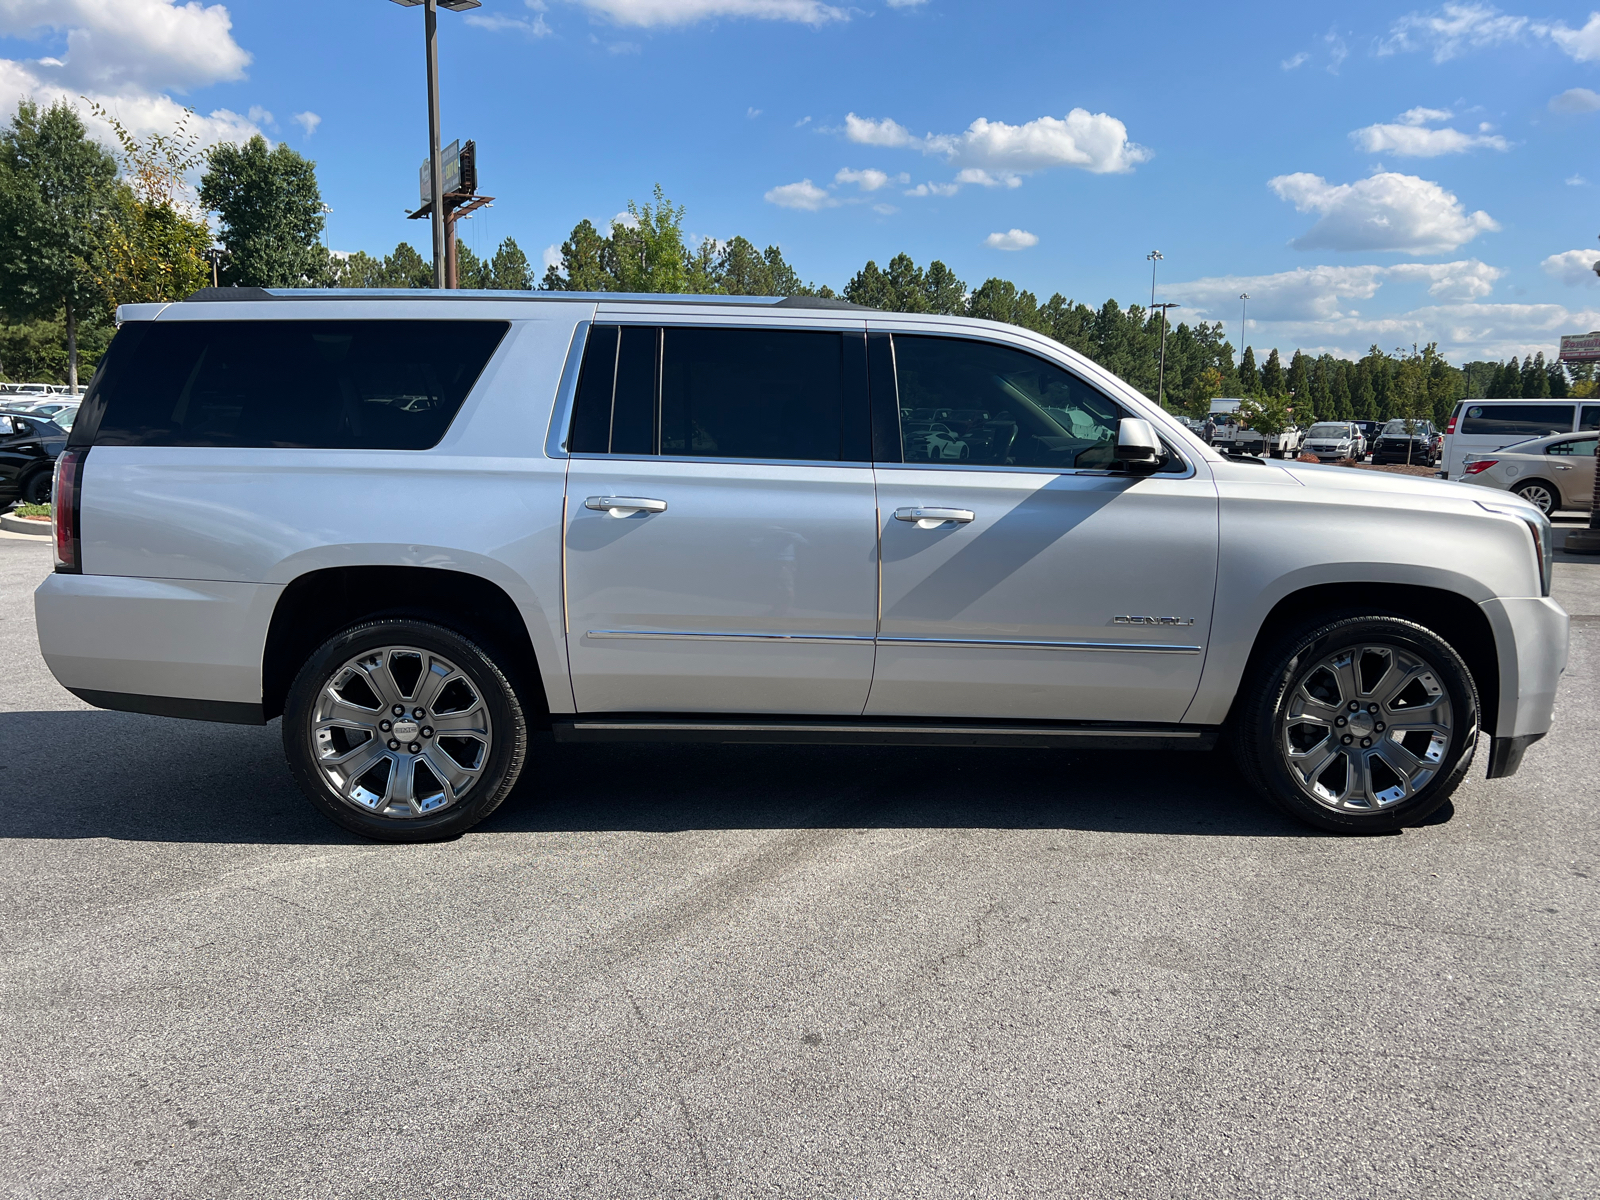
xmin=890 ymin=334 xmax=1129 ymax=470
xmin=1459 ymin=403 xmax=1575 ymax=437
xmin=1547 ymin=437 xmax=1598 ymax=456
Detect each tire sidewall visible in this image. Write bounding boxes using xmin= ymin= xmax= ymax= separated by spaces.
xmin=1514 ymin=481 xmax=1556 ymax=514
xmin=22 ymin=470 xmax=51 ymax=505
xmin=1247 ymin=616 xmax=1479 ymax=832
xmin=282 ymin=618 xmax=525 ymax=841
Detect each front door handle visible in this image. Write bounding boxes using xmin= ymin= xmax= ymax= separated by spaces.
xmin=1555 ymin=464 xmax=1572 ymax=470
xmin=894 ymin=506 xmax=975 ymax=529
xmin=584 ymin=496 xmax=667 ymax=516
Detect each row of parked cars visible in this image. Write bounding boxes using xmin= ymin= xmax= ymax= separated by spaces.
xmin=0 ymin=393 xmax=77 ymax=507
xmin=1191 ymin=408 xmax=1446 ymax=466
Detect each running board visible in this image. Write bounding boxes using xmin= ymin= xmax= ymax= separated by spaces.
xmin=552 ymin=715 xmax=1218 ymax=751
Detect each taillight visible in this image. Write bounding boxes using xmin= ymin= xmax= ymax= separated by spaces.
xmin=1463 ymin=458 xmax=1497 ymax=476
xmin=52 ymin=448 xmax=87 ymax=574
xmin=1445 ymin=416 xmax=1457 ymax=435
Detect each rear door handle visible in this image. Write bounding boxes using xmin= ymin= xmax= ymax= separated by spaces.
xmin=584 ymin=496 xmax=667 ymax=516
xmin=894 ymin=506 xmax=975 ymax=529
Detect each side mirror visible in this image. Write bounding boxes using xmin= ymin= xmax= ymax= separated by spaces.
xmin=1115 ymin=417 xmax=1164 ymax=470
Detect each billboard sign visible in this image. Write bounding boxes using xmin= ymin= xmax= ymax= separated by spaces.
xmin=1560 ymin=331 xmax=1600 ymax=363
xmin=419 ymin=139 xmax=472 ymax=206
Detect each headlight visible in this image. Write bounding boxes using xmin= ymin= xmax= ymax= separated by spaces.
xmin=1477 ymin=500 xmax=1554 ymax=596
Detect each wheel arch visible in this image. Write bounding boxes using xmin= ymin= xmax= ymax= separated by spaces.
xmin=261 ymin=565 xmax=550 ymax=726
xmin=1223 ymin=582 xmax=1500 ymax=736
xmin=1509 ymin=476 xmax=1561 ymax=508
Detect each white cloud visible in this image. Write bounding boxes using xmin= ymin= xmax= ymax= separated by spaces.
xmin=292 ymin=111 xmax=320 ymax=137
xmin=1351 ymin=108 xmax=1510 ymax=155
xmin=872 ymin=202 xmax=898 ymax=214
xmin=1568 ymin=173 xmax=1588 ymax=186
xmin=1281 ymin=51 xmax=1309 ymax=70
xmin=834 ymin=167 xmax=909 ymax=192
xmin=795 ymin=115 xmax=811 ymax=127
xmin=246 ymin=104 xmax=274 ymax=128
xmin=843 ymin=112 xmax=916 ymax=147
xmin=747 ymin=106 xmax=761 ymax=118
xmin=1546 ymin=13 xmax=1600 ymax=61
xmin=0 ymin=0 xmax=266 ymax=153
xmin=1325 ymin=27 xmax=1349 ymax=72
xmin=984 ymin=228 xmax=1038 ymax=251
xmin=954 ymin=166 xmax=1021 ymax=188
xmin=1550 ymin=86 xmax=1600 ymax=113
xmin=1269 ymin=171 xmax=1498 ymax=254
xmin=1382 ymin=3 xmax=1529 ymax=62
xmin=542 ymin=243 xmax=563 ymax=273
xmin=465 ymin=6 xmax=553 ymax=37
xmin=1542 ymin=249 xmax=1600 ymax=286
xmin=1162 ymin=260 xmax=1504 ymax=323
xmin=886 ymin=0 xmax=926 ymax=7
xmin=610 ymin=210 xmax=641 ymax=229
xmin=567 ymin=0 xmax=846 ymax=26
xmin=764 ymin=179 xmax=837 ymax=210
xmin=903 ymin=181 xmax=959 ymax=197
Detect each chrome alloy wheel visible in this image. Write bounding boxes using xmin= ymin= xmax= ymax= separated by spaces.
xmin=1279 ymin=642 xmax=1454 ymax=812
xmin=310 ymin=645 xmax=493 ymax=818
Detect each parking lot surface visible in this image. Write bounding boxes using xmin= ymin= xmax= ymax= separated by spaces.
xmin=1 ymin=531 xmax=1596 ymax=1199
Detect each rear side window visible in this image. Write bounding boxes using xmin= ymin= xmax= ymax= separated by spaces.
xmin=87 ymin=320 xmax=507 ymax=450
xmin=1583 ymin=405 xmax=1600 ymax=432
xmin=1459 ymin=403 xmax=1575 ymax=438
xmin=569 ymin=324 xmax=862 ymax=462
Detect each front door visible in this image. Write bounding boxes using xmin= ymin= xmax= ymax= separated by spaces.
xmin=866 ymin=331 xmax=1219 ymax=723
xmin=1546 ymin=434 xmax=1598 ymax=510
xmin=562 ymin=322 xmax=878 ymax=715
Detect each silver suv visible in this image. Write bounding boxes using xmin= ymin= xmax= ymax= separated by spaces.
xmin=35 ymin=291 xmax=1567 ymax=840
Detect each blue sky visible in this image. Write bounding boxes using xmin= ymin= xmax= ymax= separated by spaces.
xmin=3 ymin=1 xmax=1599 ymax=362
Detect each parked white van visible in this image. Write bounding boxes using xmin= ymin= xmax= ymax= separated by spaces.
xmin=1442 ymin=399 xmax=1600 ymax=481
xmin=34 ymin=290 xmax=1567 ymax=841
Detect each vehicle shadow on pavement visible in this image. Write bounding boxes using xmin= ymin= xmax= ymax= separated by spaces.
xmin=2 ymin=710 xmax=1436 ymax=843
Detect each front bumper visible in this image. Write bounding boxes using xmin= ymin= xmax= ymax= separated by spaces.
xmin=1478 ymin=595 xmax=1569 ymax=776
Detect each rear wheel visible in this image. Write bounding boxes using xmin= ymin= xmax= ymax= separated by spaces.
xmin=21 ymin=470 xmax=50 ymax=505
xmin=1232 ymin=615 xmax=1478 ymax=833
xmin=282 ymin=618 xmax=527 ymax=842
xmin=1513 ymin=480 xmax=1558 ymax=515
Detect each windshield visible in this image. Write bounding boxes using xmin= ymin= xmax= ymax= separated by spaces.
xmin=1382 ymin=419 xmax=1429 ymax=435
xmin=1307 ymin=423 xmax=1350 ymax=438
xmin=52 ymin=407 xmax=77 ymax=430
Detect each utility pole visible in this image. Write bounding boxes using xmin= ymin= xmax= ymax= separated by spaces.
xmin=1146 ymin=250 xmax=1162 ymax=313
xmin=1152 ymin=302 xmax=1180 ymax=410
xmin=390 ymin=0 xmax=481 ymax=288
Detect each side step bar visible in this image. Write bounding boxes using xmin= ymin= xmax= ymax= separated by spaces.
xmin=552 ymin=715 xmax=1219 ymax=752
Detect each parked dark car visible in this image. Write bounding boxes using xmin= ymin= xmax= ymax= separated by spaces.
xmin=1352 ymin=420 xmax=1384 ymax=458
xmin=0 ymin=410 xmax=66 ymax=505
xmin=1370 ymin=418 xmax=1438 ymax=466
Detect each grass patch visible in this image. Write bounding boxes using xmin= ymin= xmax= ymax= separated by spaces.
xmin=12 ymin=503 xmax=51 ymax=518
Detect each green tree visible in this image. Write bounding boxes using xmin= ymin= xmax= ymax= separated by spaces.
xmin=1237 ymin=346 xmax=1259 ymax=396
xmin=1522 ymin=352 xmax=1551 ymax=398
xmin=541 ymin=218 xmax=614 ymax=291
xmin=1183 ymin=365 xmax=1225 ymax=420
xmin=843 ymin=260 xmax=895 ymax=309
xmin=1287 ymin=350 xmax=1312 ymax=408
xmin=1549 ymin=358 xmax=1570 ymax=399
xmin=608 ymin=185 xmax=689 ymax=293
xmin=199 ymin=134 xmax=329 ymax=287
xmin=1237 ymin=392 xmax=1290 ymax=447
xmin=1352 ymin=361 xmax=1378 ymax=420
xmin=923 ymin=261 xmax=966 ymax=315
xmin=0 ymin=99 xmax=119 ymax=390
xmin=487 ymin=237 xmax=533 ymax=290
xmin=968 ymin=277 xmax=1043 ymax=330
xmin=1261 ymin=347 xmax=1286 ymax=397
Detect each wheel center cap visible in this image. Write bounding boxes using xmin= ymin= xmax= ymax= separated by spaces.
xmin=392 ymin=719 xmax=421 ymax=742
xmin=1347 ymin=712 xmax=1376 ymax=738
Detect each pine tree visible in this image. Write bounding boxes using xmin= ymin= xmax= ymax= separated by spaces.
xmin=1261 ymin=347 xmax=1286 ymax=397
xmin=1523 ymin=352 xmax=1551 ymax=398
xmin=843 ymin=260 xmax=895 ymax=309
xmin=1332 ymin=361 xmax=1354 ymax=419
xmin=922 ymin=261 xmax=966 ymax=315
xmin=1287 ymin=350 xmax=1312 ymax=411
xmin=1549 ymin=358 xmax=1570 ymax=399
xmin=1353 ymin=362 xmax=1378 ymax=419
xmin=1237 ymin=346 xmax=1259 ymax=396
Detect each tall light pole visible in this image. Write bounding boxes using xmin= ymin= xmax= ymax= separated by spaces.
xmin=1147 ymin=250 xmax=1163 ymax=313
xmin=1153 ymin=302 xmax=1180 ymax=410
xmin=390 ymin=0 xmax=481 ymax=288
xmin=1238 ymin=292 xmax=1250 ymax=364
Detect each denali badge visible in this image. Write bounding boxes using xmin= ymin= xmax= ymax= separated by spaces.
xmin=1114 ymin=615 xmax=1196 ymax=626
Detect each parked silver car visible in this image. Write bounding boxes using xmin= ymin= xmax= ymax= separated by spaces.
xmin=1460 ymin=431 xmax=1598 ymax=514
xmin=1301 ymin=421 xmax=1365 ymax=462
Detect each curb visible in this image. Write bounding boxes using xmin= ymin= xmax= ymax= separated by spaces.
xmin=0 ymin=512 xmax=50 ymax=536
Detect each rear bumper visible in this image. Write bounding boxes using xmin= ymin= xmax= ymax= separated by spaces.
xmin=34 ymin=572 xmax=280 ymax=713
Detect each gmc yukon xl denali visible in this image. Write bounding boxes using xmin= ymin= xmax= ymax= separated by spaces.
xmin=35 ymin=290 xmax=1568 ymax=841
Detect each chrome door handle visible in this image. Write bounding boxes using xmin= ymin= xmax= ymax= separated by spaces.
xmin=1555 ymin=464 xmax=1572 ymax=470
xmin=584 ymin=496 xmax=667 ymax=516
xmin=893 ymin=506 xmax=975 ymax=529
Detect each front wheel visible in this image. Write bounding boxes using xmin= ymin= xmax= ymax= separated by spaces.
xmin=1231 ymin=615 xmax=1479 ymax=833
xmin=282 ymin=618 xmax=527 ymax=841
xmin=22 ymin=470 xmax=51 ymax=505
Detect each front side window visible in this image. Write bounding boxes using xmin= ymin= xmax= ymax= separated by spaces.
xmin=1459 ymin=403 xmax=1575 ymax=438
xmin=891 ymin=334 xmax=1130 ymax=470
xmin=1547 ymin=437 xmax=1599 ymax=456
xmin=86 ymin=320 xmax=507 ymax=450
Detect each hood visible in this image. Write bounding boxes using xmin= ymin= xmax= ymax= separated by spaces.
xmin=1276 ymin=460 xmax=1516 ymax=506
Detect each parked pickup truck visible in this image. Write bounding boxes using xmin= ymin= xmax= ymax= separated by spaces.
xmin=1232 ymin=423 xmax=1304 ymax=459
xmin=36 ymin=289 xmax=1568 ymax=841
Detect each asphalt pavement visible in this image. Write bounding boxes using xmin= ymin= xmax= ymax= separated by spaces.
xmin=1 ymin=530 xmax=1596 ymax=1199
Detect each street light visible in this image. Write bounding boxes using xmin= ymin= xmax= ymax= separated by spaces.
xmin=389 ymin=0 xmax=481 ymax=288
xmin=1238 ymin=292 xmax=1250 ymax=364
xmin=1146 ymin=250 xmax=1163 ymax=313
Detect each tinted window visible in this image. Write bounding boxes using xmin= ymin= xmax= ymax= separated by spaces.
xmin=88 ymin=320 xmax=507 ymax=450
xmin=891 ymin=335 xmax=1126 ymax=469
xmin=1547 ymin=437 xmax=1598 ymax=456
xmin=1459 ymin=403 xmax=1575 ymax=437
xmin=1582 ymin=405 xmax=1600 ymax=432
xmin=661 ymin=327 xmax=845 ymax=461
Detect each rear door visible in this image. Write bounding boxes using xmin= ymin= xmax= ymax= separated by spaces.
xmin=562 ymin=320 xmax=880 ymax=715
xmin=1545 ymin=435 xmax=1599 ymax=508
xmin=866 ymin=329 xmax=1219 ymax=724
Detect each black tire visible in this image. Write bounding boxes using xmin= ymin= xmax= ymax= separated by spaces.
xmin=1231 ymin=614 xmax=1479 ymax=833
xmin=282 ymin=618 xmax=527 ymax=842
xmin=1513 ymin=480 xmax=1558 ymax=516
xmin=21 ymin=470 xmax=51 ymax=505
